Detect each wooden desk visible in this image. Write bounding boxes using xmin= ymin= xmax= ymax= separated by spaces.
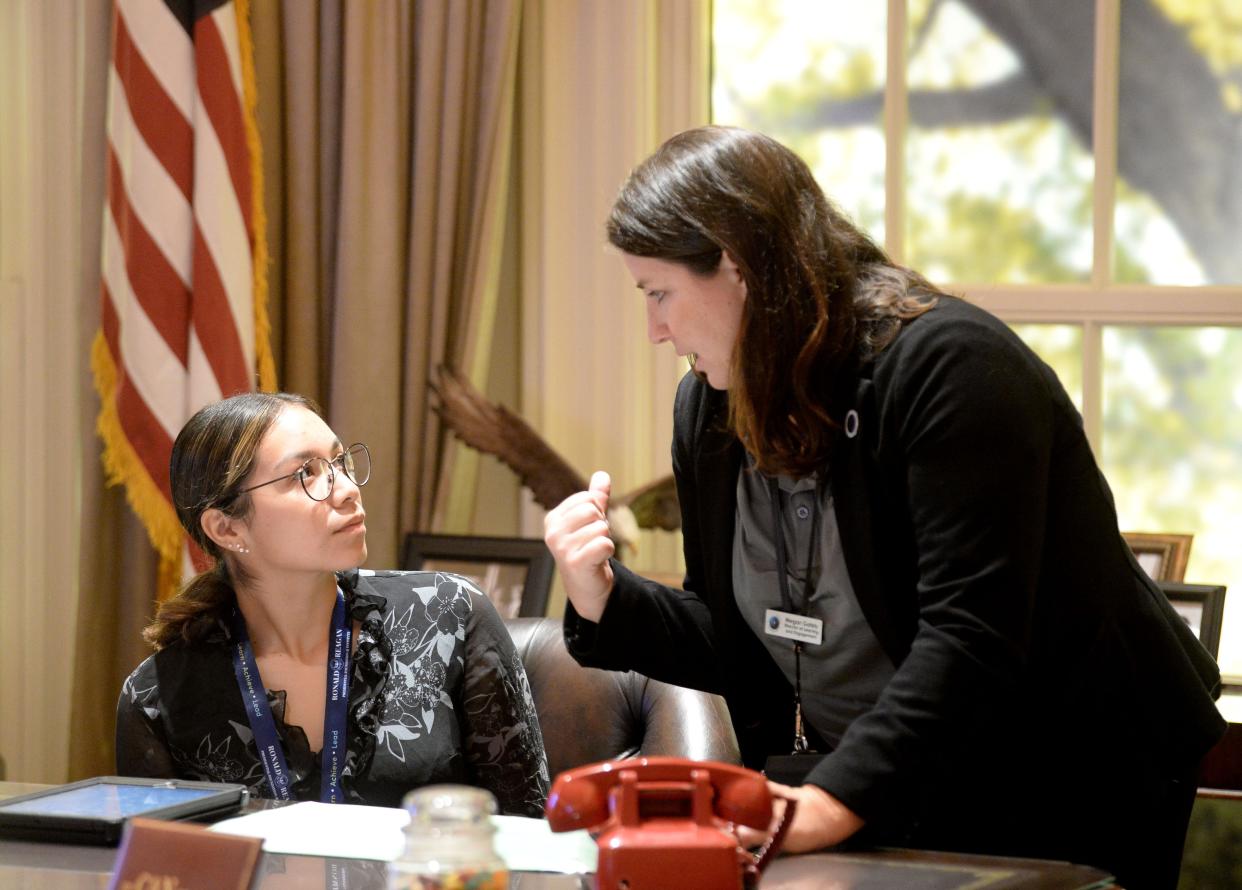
xmin=0 ymin=782 xmax=1115 ymax=889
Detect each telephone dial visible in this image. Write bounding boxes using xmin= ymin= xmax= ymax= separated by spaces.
xmin=545 ymin=756 xmax=794 ymax=889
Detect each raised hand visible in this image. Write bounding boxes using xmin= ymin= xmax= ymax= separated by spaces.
xmin=544 ymin=470 xmax=616 ymax=622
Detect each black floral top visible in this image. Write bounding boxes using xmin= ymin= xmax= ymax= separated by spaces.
xmin=116 ymin=569 xmax=550 ymax=816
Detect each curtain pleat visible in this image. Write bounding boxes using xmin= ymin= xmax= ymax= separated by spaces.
xmin=68 ymin=0 xmax=157 ymax=782
xmin=267 ymin=0 xmax=522 ymax=565
xmin=409 ymin=0 xmax=523 ymax=533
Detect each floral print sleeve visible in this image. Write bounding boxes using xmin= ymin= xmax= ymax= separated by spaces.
xmin=459 ymin=586 xmax=551 ymax=816
xmin=115 ymin=657 xmax=178 ymax=778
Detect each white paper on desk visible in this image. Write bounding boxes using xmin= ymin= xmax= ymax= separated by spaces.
xmin=210 ymin=802 xmax=407 ymax=861
xmin=209 ymin=802 xmax=597 ymax=874
xmin=492 ymin=814 xmax=597 ymax=874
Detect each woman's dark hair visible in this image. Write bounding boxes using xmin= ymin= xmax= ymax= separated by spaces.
xmin=607 ymin=126 xmax=936 ymax=477
xmin=143 ymin=391 xmax=321 ymax=649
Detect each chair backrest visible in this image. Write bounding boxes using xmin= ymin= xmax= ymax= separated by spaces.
xmin=503 ymin=617 xmax=740 ymax=778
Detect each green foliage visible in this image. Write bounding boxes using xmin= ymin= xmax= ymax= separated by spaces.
xmin=1009 ymin=325 xmax=1082 ymax=409
xmin=1153 ymin=0 xmax=1242 ymax=109
xmin=750 ymin=51 xmax=880 ymax=128
xmin=1155 ymin=0 xmax=1242 ymax=70
xmin=1113 ymin=242 xmax=1154 ymax=285
xmin=1102 ymin=327 xmax=1242 ymax=525
xmin=909 ymin=192 xmax=1082 ymax=283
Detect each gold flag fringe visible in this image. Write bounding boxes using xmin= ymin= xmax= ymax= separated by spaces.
xmin=236 ymin=0 xmax=277 ymax=394
xmin=91 ymin=332 xmax=185 ymax=603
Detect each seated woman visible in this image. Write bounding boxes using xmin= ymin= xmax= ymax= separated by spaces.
xmin=116 ymin=392 xmax=549 ymax=814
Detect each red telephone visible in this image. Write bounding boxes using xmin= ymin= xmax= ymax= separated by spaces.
xmin=545 ymin=756 xmax=794 ymax=890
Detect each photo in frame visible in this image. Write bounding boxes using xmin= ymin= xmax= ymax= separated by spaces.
xmin=401 ymin=533 xmax=554 ymax=619
xmin=1158 ymin=581 xmax=1227 ymax=660
xmin=1122 ymin=532 xmax=1193 ymax=582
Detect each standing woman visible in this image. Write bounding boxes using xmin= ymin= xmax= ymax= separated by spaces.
xmin=117 ymin=392 xmax=549 ymax=814
xmin=544 ymin=126 xmax=1223 ymax=887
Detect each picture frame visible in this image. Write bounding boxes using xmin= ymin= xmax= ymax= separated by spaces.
xmin=1158 ymin=581 xmax=1227 ymax=660
xmin=1122 ymin=532 xmax=1193 ymax=582
xmin=401 ymin=533 xmax=554 ymax=619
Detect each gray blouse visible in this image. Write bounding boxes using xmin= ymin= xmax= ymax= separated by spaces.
xmin=733 ymin=462 xmax=895 ymax=748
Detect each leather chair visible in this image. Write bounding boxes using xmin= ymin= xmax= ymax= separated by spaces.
xmin=503 ymin=617 xmax=740 ymax=777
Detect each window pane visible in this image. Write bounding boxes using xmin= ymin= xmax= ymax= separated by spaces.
xmin=712 ymin=0 xmax=887 ymax=241
xmin=1008 ymin=324 xmax=1083 ymax=410
xmin=1114 ymin=1 xmax=1241 ymax=285
xmin=1101 ymin=326 xmax=1242 ymax=677
xmin=905 ymin=1 xmax=1094 ymax=283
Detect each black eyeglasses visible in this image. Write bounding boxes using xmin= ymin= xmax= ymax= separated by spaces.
xmin=237 ymin=443 xmax=371 ymax=502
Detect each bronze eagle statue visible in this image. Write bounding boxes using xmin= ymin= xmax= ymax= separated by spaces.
xmin=429 ymin=365 xmax=681 ymax=556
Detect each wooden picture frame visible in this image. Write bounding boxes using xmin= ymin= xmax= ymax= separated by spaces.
xmin=1159 ymin=581 xmax=1227 ymax=660
xmin=401 ymin=533 xmax=554 ymax=619
xmin=1122 ymin=532 xmax=1193 ymax=582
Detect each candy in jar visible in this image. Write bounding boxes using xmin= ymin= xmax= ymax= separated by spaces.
xmin=389 ymin=785 xmax=508 ymax=890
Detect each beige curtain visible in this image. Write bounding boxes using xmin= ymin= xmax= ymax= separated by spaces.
xmin=516 ymin=0 xmax=711 ymax=611
xmin=68 ymin=2 xmax=159 ymax=782
xmin=256 ymin=0 xmax=523 ymax=567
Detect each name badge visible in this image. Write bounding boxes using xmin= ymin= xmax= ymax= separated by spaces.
xmin=764 ymin=609 xmax=823 ymax=645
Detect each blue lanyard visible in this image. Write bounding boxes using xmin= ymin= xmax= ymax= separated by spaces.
xmin=230 ymin=588 xmax=352 ymax=802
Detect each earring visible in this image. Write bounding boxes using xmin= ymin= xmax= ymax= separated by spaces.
xmin=234 ymin=544 xmax=250 ymax=554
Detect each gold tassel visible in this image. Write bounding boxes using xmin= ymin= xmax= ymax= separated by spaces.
xmin=90 ymin=332 xmax=185 ymax=602
xmin=236 ymin=0 xmax=277 ymax=394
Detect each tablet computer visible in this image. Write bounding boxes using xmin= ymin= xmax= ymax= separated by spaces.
xmin=0 ymin=776 xmax=249 ymax=846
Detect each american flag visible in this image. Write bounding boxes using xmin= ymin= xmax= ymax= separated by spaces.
xmin=92 ymin=0 xmax=275 ymax=600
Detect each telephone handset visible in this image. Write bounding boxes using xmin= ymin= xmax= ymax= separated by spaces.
xmin=545 ymin=756 xmax=795 ymax=890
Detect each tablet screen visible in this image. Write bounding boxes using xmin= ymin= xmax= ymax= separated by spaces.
xmin=0 ymin=784 xmax=220 ymax=820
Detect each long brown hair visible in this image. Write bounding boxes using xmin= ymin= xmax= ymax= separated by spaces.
xmin=143 ymin=392 xmax=321 ymax=649
xmin=607 ymin=126 xmax=936 ymax=477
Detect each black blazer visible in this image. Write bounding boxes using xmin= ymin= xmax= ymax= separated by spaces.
xmin=565 ymin=296 xmax=1223 ymax=859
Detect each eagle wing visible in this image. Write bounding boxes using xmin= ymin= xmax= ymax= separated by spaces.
xmin=431 ymin=365 xmax=588 ymax=511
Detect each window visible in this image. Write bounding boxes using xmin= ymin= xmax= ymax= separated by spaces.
xmin=713 ymin=0 xmax=1242 ymax=678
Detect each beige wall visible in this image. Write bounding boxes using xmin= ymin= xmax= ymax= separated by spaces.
xmin=0 ymin=1 xmax=106 ymax=783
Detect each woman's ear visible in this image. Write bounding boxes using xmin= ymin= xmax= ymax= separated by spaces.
xmin=201 ymin=508 xmax=247 ymax=555
xmin=720 ymin=250 xmax=747 ymax=300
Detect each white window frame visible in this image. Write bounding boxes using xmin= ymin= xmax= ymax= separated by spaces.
xmin=878 ymin=0 xmax=1242 ymax=451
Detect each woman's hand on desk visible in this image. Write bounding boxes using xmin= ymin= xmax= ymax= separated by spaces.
xmin=737 ymin=781 xmax=865 ymax=854
xmin=544 ymin=470 xmax=615 ymax=623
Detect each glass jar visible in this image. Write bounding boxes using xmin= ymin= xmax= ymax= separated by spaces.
xmin=388 ymin=785 xmax=509 ymax=890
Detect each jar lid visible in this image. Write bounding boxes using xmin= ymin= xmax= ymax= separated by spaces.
xmin=402 ymin=784 xmax=498 ymax=831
